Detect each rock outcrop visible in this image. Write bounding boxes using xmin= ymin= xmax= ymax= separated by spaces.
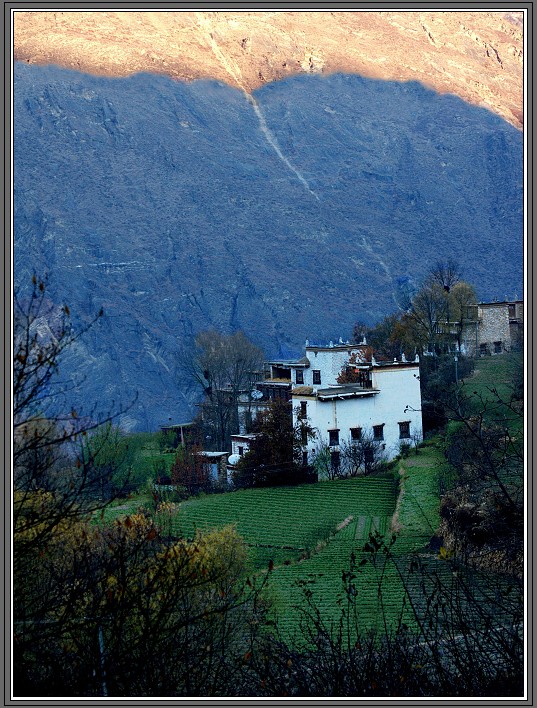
xmin=14 ymin=10 xmax=524 ymax=129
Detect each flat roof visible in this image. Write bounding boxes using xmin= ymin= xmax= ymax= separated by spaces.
xmin=374 ymin=362 xmax=419 ymax=370
xmin=316 ymin=385 xmax=380 ymax=401
xmin=198 ymin=451 xmax=230 ymax=458
xmin=266 ymin=356 xmax=310 ymax=367
xmin=260 ymin=379 xmax=292 ymax=386
xmin=305 ymin=344 xmax=364 ymax=352
xmin=292 ymin=386 xmax=314 ymax=396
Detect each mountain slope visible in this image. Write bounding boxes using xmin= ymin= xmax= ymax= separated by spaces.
xmin=14 ymin=10 xmax=524 ymax=129
xmin=14 ymin=63 xmax=523 ymax=430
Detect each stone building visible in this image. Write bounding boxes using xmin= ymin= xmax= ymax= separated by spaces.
xmin=461 ymin=299 xmax=523 ymax=356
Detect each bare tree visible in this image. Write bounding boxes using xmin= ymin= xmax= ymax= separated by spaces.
xmin=177 ymin=330 xmax=265 ymax=450
xmin=405 ymin=279 xmax=448 ymax=354
xmin=429 ymin=258 xmax=462 ymax=293
xmin=311 ymin=443 xmax=341 ymax=481
xmin=340 ymin=433 xmax=386 ymax=476
xmin=448 ymin=281 xmax=478 ymax=350
xmin=311 ymin=432 xmax=385 ymax=481
xmin=13 ymin=277 xmax=131 ymax=560
xmin=13 ymin=279 xmax=268 ymax=697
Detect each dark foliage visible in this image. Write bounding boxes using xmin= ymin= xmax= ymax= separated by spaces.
xmin=233 ymin=399 xmax=316 ymax=488
xmin=440 ymin=385 xmax=523 ymax=577
xmin=13 ymin=279 xmax=266 ymax=698
xmin=247 ymin=535 xmax=523 ymax=697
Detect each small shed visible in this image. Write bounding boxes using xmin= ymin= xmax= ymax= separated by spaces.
xmin=198 ymin=451 xmax=230 ymax=482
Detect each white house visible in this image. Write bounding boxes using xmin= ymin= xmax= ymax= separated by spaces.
xmin=291 ymin=342 xmax=423 ymax=473
xmin=230 ymin=433 xmax=259 ymax=460
xmin=231 ymin=339 xmax=423 ymax=477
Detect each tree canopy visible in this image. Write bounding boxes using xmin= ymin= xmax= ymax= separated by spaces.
xmin=178 ymin=330 xmax=265 ymax=450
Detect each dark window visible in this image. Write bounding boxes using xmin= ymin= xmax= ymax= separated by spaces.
xmin=302 ymin=450 xmax=309 ymax=466
xmin=399 ymin=421 xmax=410 ymax=439
xmin=313 ymin=370 xmax=321 ymax=385
xmin=358 ymin=370 xmax=372 ymax=389
xmin=301 ymin=426 xmax=308 ymax=446
xmin=238 ymin=446 xmax=244 ymax=456
xmin=508 ymin=304 xmax=516 ymax=318
xmin=364 ymin=449 xmax=375 ymax=468
xmin=350 ymin=427 xmax=362 ymax=441
xmin=329 ymin=429 xmax=340 ymax=447
xmin=300 ymin=401 xmax=307 ymax=417
xmin=494 ymin=341 xmax=502 ymax=353
xmin=373 ymin=424 xmax=384 ymax=441
xmin=479 ymin=343 xmax=488 ymax=356
xmin=295 ymin=369 xmax=304 ymax=384
xmin=330 ymin=450 xmax=340 ymax=473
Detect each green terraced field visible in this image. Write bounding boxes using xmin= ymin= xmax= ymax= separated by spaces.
xmin=106 ymin=450 xmax=450 ymax=639
xmin=266 ymin=519 xmax=413 ymax=641
xmin=170 ymin=476 xmax=397 ymax=571
xmin=167 ymin=474 xmax=431 ymax=638
xmin=263 ymin=445 xmax=448 ymax=639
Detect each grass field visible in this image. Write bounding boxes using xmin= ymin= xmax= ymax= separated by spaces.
xmin=460 ymin=351 xmax=523 ymax=433
xmin=170 ymin=475 xmax=397 ymax=571
xmin=466 ymin=351 xmax=522 ymax=402
xmin=392 ymin=443 xmax=446 ymax=552
xmin=95 ymin=352 xmax=523 ymax=642
xmin=100 ymin=442 xmax=448 ymax=638
xmin=265 ymin=443 xmax=446 ymax=638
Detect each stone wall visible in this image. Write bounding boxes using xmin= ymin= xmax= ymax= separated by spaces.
xmin=478 ymin=303 xmax=511 ymax=355
xmin=460 ymin=301 xmax=522 ymax=356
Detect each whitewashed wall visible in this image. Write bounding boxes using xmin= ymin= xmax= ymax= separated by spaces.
xmin=294 ymin=364 xmax=423 ymax=462
xmin=302 ymin=345 xmax=365 ymax=388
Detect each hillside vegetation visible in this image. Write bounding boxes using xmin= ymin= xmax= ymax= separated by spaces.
xmin=14 ymin=278 xmax=524 ymax=696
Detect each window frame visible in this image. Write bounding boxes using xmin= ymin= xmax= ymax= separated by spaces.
xmin=328 ymin=429 xmax=340 ymax=447
xmin=373 ymin=424 xmax=384 ymax=441
xmin=398 ymin=421 xmax=411 ymax=439
xmin=312 ymin=370 xmax=321 ymax=385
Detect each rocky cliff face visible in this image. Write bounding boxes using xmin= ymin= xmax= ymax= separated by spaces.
xmin=14 ymin=10 xmax=523 ymax=129
xmin=14 ymin=62 xmax=523 ymax=430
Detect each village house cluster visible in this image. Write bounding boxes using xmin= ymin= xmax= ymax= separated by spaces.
xmin=231 ymin=339 xmax=423 ymax=474
xmin=161 ymin=298 xmax=523 ymax=483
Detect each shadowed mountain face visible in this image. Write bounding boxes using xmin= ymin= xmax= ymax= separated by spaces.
xmin=14 ymin=63 xmax=523 ymax=430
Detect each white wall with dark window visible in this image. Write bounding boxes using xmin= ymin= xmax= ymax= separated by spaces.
xmin=292 ymin=363 xmax=423 ymax=465
xmin=373 ymin=424 xmax=384 ymax=440
xmin=328 ymin=429 xmax=340 ymax=447
xmin=350 ymin=427 xmax=362 ymax=441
